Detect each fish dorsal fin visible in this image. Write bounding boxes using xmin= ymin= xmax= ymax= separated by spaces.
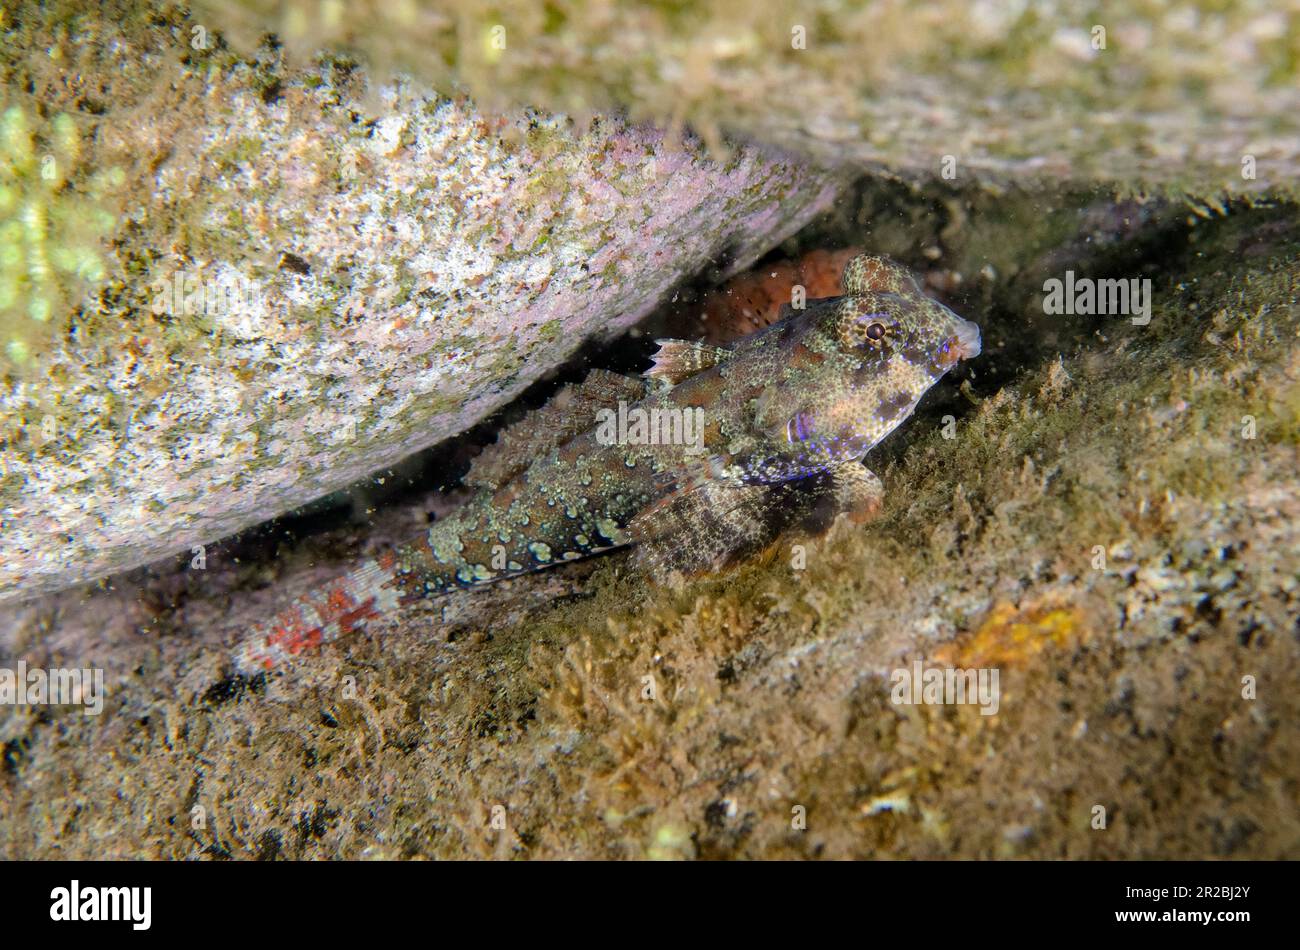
xmin=840 ymin=255 xmax=923 ymax=296
xmin=466 ymin=369 xmax=647 ymax=489
xmin=644 ymin=339 xmax=731 ymax=386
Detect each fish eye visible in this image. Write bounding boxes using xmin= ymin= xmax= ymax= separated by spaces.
xmin=839 ymin=307 xmax=898 ymax=350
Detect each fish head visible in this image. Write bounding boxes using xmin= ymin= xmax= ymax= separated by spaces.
xmin=720 ymin=264 xmax=983 ymax=483
xmin=833 ymin=289 xmax=981 ymax=369
xmin=786 ymin=287 xmax=981 ymax=457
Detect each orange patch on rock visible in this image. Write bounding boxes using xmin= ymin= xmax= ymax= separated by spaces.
xmin=933 ymin=600 xmax=1089 ymax=669
xmin=697 ymin=247 xmax=861 ymax=344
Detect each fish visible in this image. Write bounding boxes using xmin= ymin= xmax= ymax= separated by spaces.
xmin=233 ymin=254 xmax=981 ymax=671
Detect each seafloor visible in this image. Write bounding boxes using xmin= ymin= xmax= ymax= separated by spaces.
xmin=2 ymin=180 xmax=1297 ymax=859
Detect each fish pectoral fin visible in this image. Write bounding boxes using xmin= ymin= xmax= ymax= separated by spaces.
xmin=783 ymin=408 xmax=818 ymax=444
xmin=466 ymin=369 xmax=646 ymax=489
xmin=643 ymin=339 xmax=731 ymax=386
xmin=631 ymin=462 xmax=885 ymax=584
xmin=784 ymin=461 xmax=885 ymax=533
xmin=821 ymin=461 xmax=884 ymax=527
xmin=629 ymin=476 xmax=779 ymax=583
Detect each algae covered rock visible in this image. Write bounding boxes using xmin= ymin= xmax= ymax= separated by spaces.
xmin=0 ymin=2 xmax=842 ymax=601
xmin=194 ymin=0 xmax=1300 ymax=197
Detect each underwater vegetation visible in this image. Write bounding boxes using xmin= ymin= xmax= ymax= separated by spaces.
xmin=0 ymin=101 xmax=121 ymax=366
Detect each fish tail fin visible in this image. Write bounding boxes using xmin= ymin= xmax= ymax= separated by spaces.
xmin=233 ymin=550 xmax=403 ymax=672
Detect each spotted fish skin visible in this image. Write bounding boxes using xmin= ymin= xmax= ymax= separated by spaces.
xmin=234 ymin=255 xmax=980 ymax=670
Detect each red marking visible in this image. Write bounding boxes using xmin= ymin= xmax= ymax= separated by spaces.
xmin=491 ymin=482 xmax=523 ymax=507
xmin=324 ymin=584 xmax=355 ymax=616
xmin=336 ymin=598 xmax=379 ymax=636
xmin=695 ymin=247 xmax=860 ymax=344
xmin=283 ymin=626 xmax=323 ymax=655
xmin=240 ymin=572 xmax=390 ymax=669
xmin=300 ymin=626 xmax=324 ymax=652
xmin=265 ymin=605 xmax=324 ymax=656
xmin=788 ymin=342 xmax=826 ymax=368
xmin=378 ymin=550 xmax=398 ymax=570
xmin=937 ymin=336 xmax=962 ymax=367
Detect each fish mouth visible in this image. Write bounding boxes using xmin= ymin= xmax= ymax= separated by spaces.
xmin=952 ymin=318 xmax=982 ymax=360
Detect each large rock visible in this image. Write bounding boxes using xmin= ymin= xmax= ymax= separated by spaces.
xmin=196 ymin=0 xmax=1300 ymax=197
xmin=0 ymin=3 xmax=842 ymax=601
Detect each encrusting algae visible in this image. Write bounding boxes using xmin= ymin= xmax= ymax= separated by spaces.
xmin=0 ymin=100 xmax=122 ymax=368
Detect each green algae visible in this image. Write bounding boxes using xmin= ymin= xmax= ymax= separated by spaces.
xmin=0 ymin=101 xmax=122 ymax=368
